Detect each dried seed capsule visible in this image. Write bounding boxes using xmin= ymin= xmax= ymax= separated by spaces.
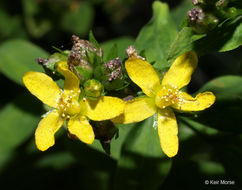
xmin=67 ymin=35 xmax=103 ymax=84
xmin=103 ymin=57 xmax=125 ymax=90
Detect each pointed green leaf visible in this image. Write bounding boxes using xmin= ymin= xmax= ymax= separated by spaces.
xmin=101 ymin=37 xmax=135 ymax=61
xmin=135 ymin=1 xmax=178 ymax=69
xmin=89 ymin=30 xmax=100 ymax=49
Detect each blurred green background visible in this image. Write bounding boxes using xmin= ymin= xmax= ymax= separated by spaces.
xmin=0 ymin=0 xmax=242 ymax=189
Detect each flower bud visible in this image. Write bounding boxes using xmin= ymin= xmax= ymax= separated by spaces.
xmin=36 ymin=52 xmax=69 ymax=75
xmin=227 ymin=7 xmax=238 ymax=17
xmin=84 ymin=79 xmax=103 ymax=98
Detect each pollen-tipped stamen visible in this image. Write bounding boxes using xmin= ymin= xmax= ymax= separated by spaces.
xmin=155 ymin=85 xmax=181 ymax=109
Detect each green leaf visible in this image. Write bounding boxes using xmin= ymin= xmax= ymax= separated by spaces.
xmin=110 ymin=124 xmax=135 ymax=160
xmin=167 ymin=27 xmax=204 ymax=63
xmin=168 ymin=16 xmax=242 ymax=63
xmin=135 ymin=1 xmax=178 ymax=69
xmin=61 ymin=2 xmax=94 ymax=36
xmin=0 ymin=39 xmax=48 ymax=85
xmin=105 ymin=44 xmax=118 ymax=61
xmin=191 ymin=75 xmax=242 ymax=133
xmin=101 ymin=36 xmax=135 ymax=61
xmin=114 ymin=117 xmax=172 ymax=190
xmin=0 ymin=93 xmax=43 ymax=170
xmin=89 ymin=30 xmax=100 ymax=49
xmin=219 ymin=16 xmax=242 ymax=52
xmin=179 ymin=116 xmax=220 ymax=136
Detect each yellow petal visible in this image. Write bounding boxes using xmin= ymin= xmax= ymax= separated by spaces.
xmin=161 ymin=52 xmax=198 ymax=89
xmin=56 ymin=61 xmax=80 ymax=96
xmin=85 ymin=96 xmax=125 ymax=121
xmin=35 ymin=110 xmax=65 ymax=151
xmin=172 ymin=91 xmax=215 ymax=111
xmin=112 ymin=97 xmax=157 ymax=124
xmin=125 ymin=58 xmax=160 ymax=97
xmin=157 ymin=108 xmax=178 ymax=157
xmin=68 ymin=115 xmax=94 ymax=144
xmin=23 ymin=72 xmax=61 ymax=108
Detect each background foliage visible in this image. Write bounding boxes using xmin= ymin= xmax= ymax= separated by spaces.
xmin=0 ymin=0 xmax=241 ymax=189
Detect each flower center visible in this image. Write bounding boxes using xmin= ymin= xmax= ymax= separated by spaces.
xmin=155 ymin=85 xmax=181 ymax=109
xmin=57 ymin=90 xmax=81 ymax=117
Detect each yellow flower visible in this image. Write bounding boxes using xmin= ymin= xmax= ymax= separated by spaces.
xmin=113 ymin=52 xmax=215 ymax=157
xmin=23 ymin=61 xmax=124 ymax=151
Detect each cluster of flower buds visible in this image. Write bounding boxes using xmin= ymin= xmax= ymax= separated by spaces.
xmin=105 ymin=58 xmax=122 ymax=81
xmin=188 ymin=3 xmax=218 ymax=33
xmin=37 ymin=34 xmax=129 ymax=92
xmin=103 ymin=57 xmax=124 ymax=90
xmin=67 ymin=35 xmax=103 ymax=84
xmin=188 ymin=0 xmax=238 ymax=33
xmin=188 ymin=7 xmax=204 ymax=22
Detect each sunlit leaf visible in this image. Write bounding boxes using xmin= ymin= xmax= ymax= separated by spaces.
xmin=168 ymin=16 xmax=242 ymax=63
xmin=0 ymin=39 xmax=48 ymax=85
xmin=135 ymin=1 xmax=178 ymax=69
xmin=101 ymin=37 xmax=135 ymax=61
